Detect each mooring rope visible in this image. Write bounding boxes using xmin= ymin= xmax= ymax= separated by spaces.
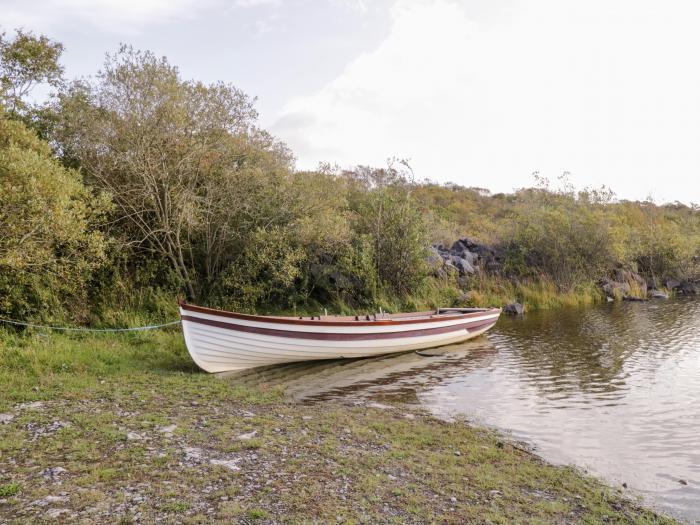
xmin=0 ymin=318 xmax=181 ymax=332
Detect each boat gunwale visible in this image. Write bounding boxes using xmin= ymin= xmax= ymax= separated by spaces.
xmin=179 ymin=301 xmax=501 ymax=327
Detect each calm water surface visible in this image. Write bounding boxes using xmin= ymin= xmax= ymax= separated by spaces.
xmin=233 ymin=297 xmax=700 ymax=522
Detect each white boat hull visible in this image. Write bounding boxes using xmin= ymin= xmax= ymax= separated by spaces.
xmin=179 ymin=304 xmax=501 ymax=373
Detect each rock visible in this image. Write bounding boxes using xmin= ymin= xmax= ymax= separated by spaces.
xmin=210 ymin=458 xmax=241 ymax=471
xmin=16 ymin=401 xmax=44 ymax=410
xmin=159 ymin=425 xmax=177 ymax=435
xmin=46 ymin=421 xmax=69 ymax=432
xmin=665 ymin=278 xmax=681 ymax=291
xmin=622 ymin=296 xmax=646 ymax=302
xmin=46 ymin=508 xmax=71 ymax=519
xmin=367 ymin=402 xmax=390 ymax=410
xmin=678 ymin=281 xmax=698 ymax=295
xmin=0 ymin=413 xmax=14 ymax=424
xmin=431 ymin=237 xmax=503 ymax=276
xmin=650 ymin=291 xmax=669 ymax=299
xmin=503 ymin=303 xmax=524 ymax=315
xmin=41 ymin=467 xmax=67 ymax=480
xmin=183 ymin=447 xmax=204 ymax=463
xmin=31 ymin=495 xmax=69 ymax=507
xmin=601 ymin=279 xmax=631 ymax=299
xmin=450 ymin=240 xmax=468 ymax=254
xmin=126 ymin=431 xmax=144 ymax=441
xmin=450 ymin=256 xmax=475 ymax=275
xmin=26 ymin=420 xmax=70 ymax=439
xmin=236 ymin=430 xmax=257 ymax=440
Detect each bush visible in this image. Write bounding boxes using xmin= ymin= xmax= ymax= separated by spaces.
xmin=0 ymin=113 xmax=108 ymax=322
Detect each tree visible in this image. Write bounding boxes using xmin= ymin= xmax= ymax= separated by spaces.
xmin=0 ymin=29 xmax=64 ymax=115
xmin=52 ymin=46 xmax=291 ymax=300
xmin=345 ymin=161 xmax=430 ymax=298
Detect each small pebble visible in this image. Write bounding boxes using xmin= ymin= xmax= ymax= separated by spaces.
xmin=159 ymin=425 xmax=177 ymax=434
xmin=237 ymin=430 xmax=257 ymax=440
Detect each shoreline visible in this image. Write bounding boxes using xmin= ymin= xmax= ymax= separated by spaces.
xmin=0 ymin=331 xmax=680 ymax=524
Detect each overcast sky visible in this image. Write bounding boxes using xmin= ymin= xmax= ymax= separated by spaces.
xmin=3 ymin=0 xmax=700 ymax=203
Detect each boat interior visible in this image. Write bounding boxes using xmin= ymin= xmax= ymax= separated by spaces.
xmin=292 ymin=307 xmax=493 ymax=322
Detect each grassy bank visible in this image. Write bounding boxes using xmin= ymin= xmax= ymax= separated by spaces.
xmin=0 ymin=330 xmax=677 ymax=524
xmin=456 ymin=276 xmax=605 ymax=311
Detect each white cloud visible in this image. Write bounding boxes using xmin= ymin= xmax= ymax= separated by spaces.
xmin=272 ymin=0 xmax=700 ymax=203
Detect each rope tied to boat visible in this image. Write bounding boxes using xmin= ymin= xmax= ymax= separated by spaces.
xmin=0 ymin=318 xmax=181 ymax=332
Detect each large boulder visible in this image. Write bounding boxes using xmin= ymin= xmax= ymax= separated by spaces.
xmin=430 ymin=237 xmax=502 ymax=276
xmin=664 ymin=278 xmax=681 ymax=291
xmin=678 ymin=281 xmax=698 ymax=294
xmin=600 ymin=278 xmax=631 ymax=299
xmin=600 ymin=269 xmax=648 ymax=300
xmin=503 ymin=302 xmax=524 ymax=315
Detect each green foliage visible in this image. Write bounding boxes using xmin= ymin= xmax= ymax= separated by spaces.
xmin=217 ymin=227 xmax=306 ymax=311
xmin=415 ymin=175 xmax=700 ymax=299
xmin=0 ymin=482 xmax=20 ymax=497
xmin=0 ymin=29 xmax=64 ymax=115
xmin=346 ymin=162 xmax=431 ymax=298
xmin=3 ymin=30 xmax=700 ymax=321
xmin=51 ymin=45 xmax=293 ymax=302
xmin=502 ymin=186 xmax=616 ymax=287
xmin=0 ymin=113 xmax=108 ymax=321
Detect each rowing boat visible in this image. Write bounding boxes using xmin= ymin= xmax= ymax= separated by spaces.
xmin=179 ymin=301 xmax=501 ymax=373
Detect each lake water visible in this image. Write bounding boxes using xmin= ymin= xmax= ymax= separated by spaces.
xmin=232 ymin=297 xmax=700 ymax=523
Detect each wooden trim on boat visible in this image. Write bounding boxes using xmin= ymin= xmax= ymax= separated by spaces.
xmin=181 ymin=314 xmax=498 ymax=340
xmin=179 ymin=302 xmax=500 ymax=327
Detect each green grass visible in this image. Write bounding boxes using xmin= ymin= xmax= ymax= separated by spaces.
xmin=246 ymin=508 xmax=268 ymax=520
xmin=456 ymin=274 xmax=606 ymax=311
xmin=0 ymin=330 xmax=679 ymax=524
xmin=0 ymin=483 xmax=20 ymax=497
xmin=160 ymin=501 xmax=191 ymax=513
xmin=0 ymin=327 xmax=280 ymax=411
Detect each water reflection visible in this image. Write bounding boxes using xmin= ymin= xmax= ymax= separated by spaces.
xmin=225 ymin=297 xmax=700 ymax=523
xmin=229 ymin=338 xmax=499 ymax=404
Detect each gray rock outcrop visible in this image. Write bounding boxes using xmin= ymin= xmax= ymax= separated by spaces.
xmin=429 ymin=238 xmax=501 ymax=277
